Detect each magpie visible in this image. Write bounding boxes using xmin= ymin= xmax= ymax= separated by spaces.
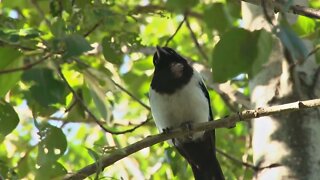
xmin=149 ymin=46 xmax=224 ymax=180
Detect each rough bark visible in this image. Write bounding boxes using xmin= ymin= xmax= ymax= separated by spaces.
xmin=242 ymin=1 xmax=320 ymax=179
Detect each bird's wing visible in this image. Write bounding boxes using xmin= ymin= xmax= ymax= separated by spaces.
xmin=198 ymin=81 xmax=213 ymax=121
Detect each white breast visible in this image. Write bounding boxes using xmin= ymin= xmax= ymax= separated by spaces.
xmin=149 ymin=71 xmax=209 ymax=140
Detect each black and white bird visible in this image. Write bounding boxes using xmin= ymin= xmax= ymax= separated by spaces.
xmin=149 ymin=46 xmax=224 ymax=180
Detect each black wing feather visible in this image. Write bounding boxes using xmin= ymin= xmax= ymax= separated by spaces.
xmin=199 ymin=81 xmax=213 ymax=121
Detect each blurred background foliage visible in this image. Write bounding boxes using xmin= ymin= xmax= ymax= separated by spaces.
xmin=0 ymin=0 xmax=319 ymax=179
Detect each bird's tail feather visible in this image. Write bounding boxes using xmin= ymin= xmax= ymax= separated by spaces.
xmin=174 ymin=131 xmax=224 ymax=180
xmin=191 ymin=155 xmax=224 ymax=180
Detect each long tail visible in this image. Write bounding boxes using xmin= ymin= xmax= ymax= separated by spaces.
xmin=175 ymin=131 xmax=224 ymax=180
xmin=191 ymin=154 xmax=224 ymax=180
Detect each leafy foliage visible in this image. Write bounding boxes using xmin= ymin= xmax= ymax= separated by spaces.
xmin=0 ymin=0 xmax=318 ymax=179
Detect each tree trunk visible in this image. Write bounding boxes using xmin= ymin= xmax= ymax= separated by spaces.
xmin=242 ymin=1 xmax=320 ymax=179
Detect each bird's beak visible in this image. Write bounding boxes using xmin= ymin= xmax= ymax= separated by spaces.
xmin=156 ymin=46 xmax=167 ymax=59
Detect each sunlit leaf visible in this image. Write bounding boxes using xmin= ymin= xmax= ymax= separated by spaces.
xmin=37 ymin=124 xmax=67 ymax=166
xmin=66 ymin=90 xmax=86 ymax=122
xmin=88 ymin=82 xmax=108 ymax=121
xmin=35 ymin=162 xmax=67 ymax=180
xmin=292 ymin=15 xmax=316 ymax=37
xmin=0 ymin=47 xmax=22 ymax=97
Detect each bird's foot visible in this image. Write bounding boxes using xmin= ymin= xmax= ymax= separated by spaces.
xmin=162 ymin=127 xmax=171 ymax=134
xmin=180 ymin=121 xmax=193 ymax=140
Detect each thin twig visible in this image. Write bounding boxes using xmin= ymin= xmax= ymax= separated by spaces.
xmin=107 ymin=117 xmax=152 ymax=135
xmin=164 ymin=16 xmax=186 ymax=46
xmin=111 ymin=80 xmax=151 ymax=111
xmin=0 ymin=39 xmax=38 ymax=51
xmin=131 ymin=5 xmax=202 ymax=19
xmin=55 ymin=64 xmax=114 ymax=134
xmin=239 ymin=132 xmax=253 ymax=180
xmin=73 ymin=58 xmax=151 ymax=111
xmin=216 ymin=148 xmax=257 ymax=170
xmin=63 ymin=98 xmax=320 ymax=180
xmin=83 ymin=19 xmax=103 ymax=37
xmin=261 ymin=0 xmax=274 ymax=25
xmin=0 ymin=53 xmax=52 ymax=75
xmin=308 ymin=45 xmax=320 ymax=58
xmin=185 ymin=17 xmax=209 ymax=61
xmin=55 ymin=63 xmax=150 ymax=135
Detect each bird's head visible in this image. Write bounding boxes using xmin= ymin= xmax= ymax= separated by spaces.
xmin=153 ymin=46 xmax=189 ymax=79
xmin=151 ymin=46 xmax=193 ymax=94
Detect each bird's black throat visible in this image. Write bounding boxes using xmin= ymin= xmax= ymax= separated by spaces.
xmin=151 ymin=46 xmax=193 ymax=94
xmin=151 ymin=64 xmax=193 ymax=94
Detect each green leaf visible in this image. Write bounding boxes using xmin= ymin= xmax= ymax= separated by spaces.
xmin=63 ymin=34 xmax=93 ymax=58
xmin=35 ymin=162 xmax=67 ymax=180
xmin=251 ymin=29 xmax=274 ymax=76
xmin=88 ymin=83 xmax=108 ymax=120
xmin=66 ymin=90 xmax=86 ymax=121
xmin=17 ymin=153 xmax=30 ymax=178
xmin=86 ymin=147 xmax=102 ymax=179
xmin=211 ymin=28 xmax=258 ymax=82
xmin=132 ymin=57 xmax=154 ymax=72
xmin=0 ymin=47 xmax=23 ymax=97
xmin=0 ymin=28 xmax=40 ymax=42
xmin=19 ymin=28 xmax=41 ymax=38
xmin=0 ymin=100 xmax=19 ymax=141
xmin=102 ymin=36 xmax=123 ymax=65
xmin=226 ymin=0 xmax=241 ymax=19
xmin=164 ymin=147 xmax=188 ymax=176
xmin=37 ymin=124 xmax=67 ymax=166
xmin=276 ymin=21 xmax=308 ymax=62
xmin=50 ymin=17 xmax=66 ymax=38
xmin=122 ymin=72 xmax=150 ymax=98
xmin=165 ymin=0 xmax=199 ymax=12
xmin=310 ymin=0 xmax=320 ymax=8
xmin=0 ymin=163 xmax=9 ymax=179
xmin=204 ymin=3 xmax=232 ymax=34
xmin=292 ymin=15 xmax=316 ymax=37
xmin=22 ymin=68 xmax=67 ymax=116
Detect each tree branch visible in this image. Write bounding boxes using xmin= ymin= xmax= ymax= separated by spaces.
xmin=132 ymin=2 xmax=320 ymax=20
xmin=0 ymin=53 xmax=52 ymax=75
xmin=63 ymin=98 xmax=320 ymax=180
xmin=185 ymin=16 xmax=209 ymax=61
xmin=111 ymin=80 xmax=151 ymax=111
xmin=242 ymin=0 xmax=320 ymax=19
xmin=131 ymin=5 xmax=202 ymax=19
xmin=83 ymin=19 xmax=103 ymax=37
xmin=56 ymin=63 xmax=151 ymax=135
xmin=287 ymin=4 xmax=320 ymax=19
xmin=106 ymin=117 xmax=152 ymax=134
xmin=55 ymin=64 xmax=118 ymax=134
xmin=164 ymin=16 xmax=186 ymax=46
